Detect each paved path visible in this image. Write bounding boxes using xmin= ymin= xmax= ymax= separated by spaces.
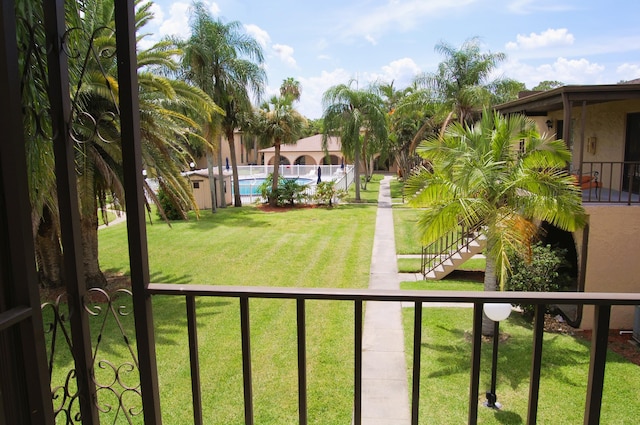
xmin=360 ymin=175 xmax=411 ymax=424
xmin=98 ymin=209 xmax=126 ymax=230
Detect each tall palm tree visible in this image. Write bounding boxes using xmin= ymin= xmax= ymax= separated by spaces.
xmin=22 ymin=0 xmax=219 ymax=288
xmin=375 ymin=80 xmax=448 ymax=180
xmin=249 ymin=95 xmax=307 ymax=207
xmin=280 ymin=77 xmax=301 ymax=102
xmin=416 ymin=37 xmax=506 ymax=125
xmin=405 ymin=111 xmax=587 ymax=335
xmin=182 ymin=2 xmax=266 ymax=208
xmin=322 ymin=82 xmax=387 ymax=201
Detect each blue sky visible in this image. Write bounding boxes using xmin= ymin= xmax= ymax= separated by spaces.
xmin=145 ymin=0 xmax=640 ymax=118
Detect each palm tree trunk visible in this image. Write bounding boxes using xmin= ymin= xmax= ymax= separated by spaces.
xmin=81 ymin=206 xmax=106 ymax=289
xmin=270 ymin=142 xmax=281 ymax=207
xmin=35 ymin=205 xmax=64 ymax=288
xmin=354 ymin=141 xmax=361 ymax=201
xmin=482 ymin=251 xmax=498 ymax=336
xmin=226 ymin=128 xmax=242 ymax=207
xmin=206 ymin=147 xmax=217 ymax=213
xmin=217 ymin=134 xmax=226 ymax=208
xmin=361 ymin=136 xmax=369 ymax=190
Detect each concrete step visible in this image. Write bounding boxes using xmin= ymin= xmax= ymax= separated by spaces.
xmin=423 ymin=235 xmax=486 ymax=280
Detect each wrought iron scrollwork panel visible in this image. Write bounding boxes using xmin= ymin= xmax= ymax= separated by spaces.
xmin=42 ymin=289 xmax=143 ymax=424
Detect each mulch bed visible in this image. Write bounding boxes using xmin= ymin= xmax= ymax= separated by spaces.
xmin=544 ymin=314 xmax=640 ymax=366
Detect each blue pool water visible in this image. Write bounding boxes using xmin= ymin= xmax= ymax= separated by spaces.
xmin=236 ymin=177 xmax=314 ymax=196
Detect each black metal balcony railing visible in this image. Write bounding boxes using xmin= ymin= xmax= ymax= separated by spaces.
xmin=126 ymin=284 xmax=635 ymax=425
xmin=579 ymin=161 xmax=640 ymax=204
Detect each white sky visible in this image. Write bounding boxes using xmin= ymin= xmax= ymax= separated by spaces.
xmin=146 ymin=0 xmax=640 ymax=118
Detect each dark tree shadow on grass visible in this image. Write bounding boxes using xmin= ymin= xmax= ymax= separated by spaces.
xmin=492 ymin=409 xmax=523 ymax=424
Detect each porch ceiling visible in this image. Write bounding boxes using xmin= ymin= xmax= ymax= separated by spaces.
xmin=494 ymin=83 xmax=640 ymax=115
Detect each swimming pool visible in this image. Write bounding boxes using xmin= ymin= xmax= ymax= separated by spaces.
xmin=236 ymin=176 xmax=315 ymax=196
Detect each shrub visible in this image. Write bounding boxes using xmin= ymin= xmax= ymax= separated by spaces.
xmin=156 ymin=187 xmax=185 ymax=220
xmin=505 ymin=243 xmax=572 ymax=317
xmin=259 ymin=174 xmax=308 ymax=206
xmin=314 ymin=181 xmax=347 ymax=206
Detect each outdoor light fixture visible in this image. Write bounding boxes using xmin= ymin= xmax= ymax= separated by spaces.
xmin=546 ymin=119 xmax=553 ymax=130
xmin=483 ymin=303 xmax=512 ymax=409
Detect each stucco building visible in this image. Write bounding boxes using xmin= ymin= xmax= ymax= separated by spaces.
xmin=495 ymin=83 xmax=640 ymax=329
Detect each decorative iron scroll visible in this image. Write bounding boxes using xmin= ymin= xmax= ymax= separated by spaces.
xmin=42 ymin=288 xmax=143 ymax=424
xmin=63 ymin=25 xmax=121 ymax=145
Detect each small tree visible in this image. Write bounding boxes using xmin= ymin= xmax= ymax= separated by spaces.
xmin=259 ymin=174 xmax=307 ymax=206
xmin=314 ymin=181 xmax=347 ymax=207
xmin=505 ymin=243 xmax=572 ymax=317
xmin=156 ymin=187 xmax=187 ymax=220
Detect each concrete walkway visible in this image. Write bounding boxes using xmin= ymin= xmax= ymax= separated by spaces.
xmin=360 ymin=175 xmax=411 ymax=424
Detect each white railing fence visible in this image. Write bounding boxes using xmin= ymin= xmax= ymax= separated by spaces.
xmin=236 ymin=165 xmax=355 ymax=205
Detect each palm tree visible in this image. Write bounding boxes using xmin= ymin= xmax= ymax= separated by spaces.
xmin=249 ymin=95 xmax=307 ymax=207
xmin=22 ymin=0 xmax=219 ymax=288
xmin=416 ymin=37 xmax=507 ymax=125
xmin=322 ymin=82 xmax=387 ymax=201
xmin=182 ymin=2 xmax=266 ymax=208
xmin=405 ymin=111 xmax=587 ymax=335
xmin=280 ymin=77 xmax=301 ymax=102
xmin=375 ymin=80 xmax=448 ymax=180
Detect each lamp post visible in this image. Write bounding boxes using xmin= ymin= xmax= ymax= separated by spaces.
xmin=483 ymin=303 xmax=512 ymax=409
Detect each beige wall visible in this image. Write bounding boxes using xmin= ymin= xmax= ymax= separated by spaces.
xmin=264 ymin=151 xmax=343 ymax=166
xmin=187 ymin=173 xmax=232 ymax=210
xmin=193 ymin=132 xmax=258 ymax=170
xmin=579 ymin=205 xmax=640 ymax=329
xmin=544 ymin=99 xmax=640 ymax=188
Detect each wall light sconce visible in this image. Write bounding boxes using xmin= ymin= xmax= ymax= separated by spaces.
xmin=587 ymin=136 xmax=597 ymax=154
xmin=545 ymin=119 xmax=553 ymax=130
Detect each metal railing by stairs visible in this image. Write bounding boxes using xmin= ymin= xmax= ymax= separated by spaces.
xmin=421 ymin=222 xmax=486 ymax=280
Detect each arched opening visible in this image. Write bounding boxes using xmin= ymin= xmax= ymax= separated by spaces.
xmin=373 ymin=155 xmax=391 ymax=171
xmin=539 ymin=221 xmax=582 ymax=327
xmin=268 ymin=155 xmax=290 ymax=166
xmin=294 ymin=155 xmax=315 ymax=165
xmin=321 ymin=155 xmax=340 ymax=165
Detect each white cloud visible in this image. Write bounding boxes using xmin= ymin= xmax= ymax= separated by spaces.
xmin=369 ymin=58 xmax=421 ymax=87
xmin=148 ymin=3 xmax=164 ymax=24
xmin=297 ymin=69 xmax=352 ymax=118
xmin=272 ymin=44 xmax=297 ymax=68
xmin=158 ymin=2 xmax=190 ymax=38
xmin=506 ymin=28 xmax=574 ymax=50
xmin=339 ymin=0 xmax=475 ymax=41
xmin=500 ymin=57 xmax=606 ymax=88
xmin=245 ymin=24 xmax=271 ymax=48
xmin=507 ymin=0 xmax=575 ymax=14
xmin=616 ymin=63 xmax=640 ymax=82
xmin=365 ymin=35 xmax=377 ymax=46
xmin=316 ymin=38 xmax=329 ymax=51
xmin=207 ymin=1 xmax=220 ymax=16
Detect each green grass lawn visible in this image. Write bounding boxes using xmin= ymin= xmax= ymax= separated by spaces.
xmin=345 ymin=174 xmax=382 ymax=203
xmin=393 ymin=207 xmax=423 ymax=254
xmin=403 ymin=307 xmax=640 ymax=424
xmin=389 ymin=177 xmax=405 ymax=202
xmin=401 ymin=275 xmax=640 ymax=423
xmin=47 ymin=197 xmax=378 ymax=424
xmin=45 ymin=174 xmax=640 ymax=424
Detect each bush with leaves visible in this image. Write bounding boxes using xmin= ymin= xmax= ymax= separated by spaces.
xmin=156 ymin=187 xmax=186 ymax=220
xmin=259 ymin=174 xmax=308 ymax=206
xmin=505 ymin=243 xmax=572 ymax=317
xmin=314 ymin=181 xmax=347 ymax=206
